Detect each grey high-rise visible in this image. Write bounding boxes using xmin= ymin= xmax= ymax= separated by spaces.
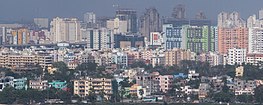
xmin=172 ymin=4 xmax=186 ymax=19
xmin=116 ymin=8 xmax=137 ymax=33
xmin=140 ymin=7 xmax=160 ymax=41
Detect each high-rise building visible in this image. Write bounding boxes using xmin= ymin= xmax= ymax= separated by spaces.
xmin=171 ymin=4 xmax=186 ymax=19
xmin=248 ymin=27 xmax=263 ymax=53
xmin=162 ymin=24 xmax=183 ymax=50
xmin=50 ymin=17 xmax=81 ymax=43
xmin=183 ymin=25 xmax=216 ymax=53
xmin=218 ymin=27 xmax=248 ymax=54
xmin=84 ymin=12 xmax=96 ymax=23
xmin=247 ymin=15 xmax=257 ymax=28
xmin=195 ymin=11 xmax=206 ymax=20
xmin=227 ymin=48 xmax=246 ymax=65
xmin=82 ymin=27 xmax=114 ymax=50
xmin=1 ymin=27 xmax=6 ymax=44
xmin=116 ymin=8 xmax=137 ymax=33
xmin=218 ymin=11 xmax=246 ymax=28
xmin=259 ymin=9 xmax=263 ymax=20
xmin=140 ymin=7 xmax=160 ymax=40
xmin=34 ymin=18 xmax=49 ymax=29
xmin=106 ymin=18 xmax=128 ymax=34
xmin=11 ymin=28 xmax=30 ymax=45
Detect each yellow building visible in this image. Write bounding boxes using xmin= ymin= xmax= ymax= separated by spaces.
xmin=235 ymin=66 xmax=244 ymax=77
xmin=165 ymin=48 xmax=194 ymax=66
xmin=73 ymin=77 xmax=112 ymax=99
xmin=0 ymin=53 xmax=52 ymax=72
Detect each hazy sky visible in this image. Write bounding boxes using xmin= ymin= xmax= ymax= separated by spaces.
xmin=0 ymin=0 xmax=263 ymax=23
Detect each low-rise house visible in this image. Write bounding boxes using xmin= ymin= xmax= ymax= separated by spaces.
xmin=29 ymin=79 xmax=48 ymax=90
xmin=14 ymin=77 xmax=27 ymax=90
xmin=0 ymin=76 xmax=14 ymax=91
xmin=198 ymin=83 xmax=210 ymax=99
xmin=48 ymin=81 xmax=67 ymax=90
xmin=233 ymin=78 xmax=256 ymax=95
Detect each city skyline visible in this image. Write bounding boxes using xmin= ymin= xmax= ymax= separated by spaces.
xmin=1 ymin=0 xmax=263 ymax=23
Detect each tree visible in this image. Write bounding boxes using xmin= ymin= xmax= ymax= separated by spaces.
xmin=255 ymin=85 xmax=263 ymax=103
xmin=213 ymin=91 xmax=233 ymax=103
xmin=236 ymin=94 xmax=253 ymax=103
xmin=0 ymin=86 xmax=16 ymax=104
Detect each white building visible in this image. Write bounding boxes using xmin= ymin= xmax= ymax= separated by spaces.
xmin=106 ymin=18 xmax=128 ymax=34
xmin=227 ymin=48 xmax=246 ymax=65
xmin=82 ymin=27 xmax=114 ymax=50
xmin=84 ymin=12 xmax=96 ymax=23
xmin=50 ymin=17 xmax=81 ymax=43
xmin=246 ymin=53 xmax=263 ymax=65
xmin=248 ymin=27 xmax=263 ymax=53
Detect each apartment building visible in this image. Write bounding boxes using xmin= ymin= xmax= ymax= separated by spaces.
xmin=73 ymin=77 xmax=112 ymax=100
xmin=29 ymin=79 xmax=48 ymax=90
xmin=0 ymin=53 xmax=53 ymax=72
xmin=164 ymin=48 xmax=195 ymax=66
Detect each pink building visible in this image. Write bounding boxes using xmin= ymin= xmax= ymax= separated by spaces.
xmin=158 ymin=75 xmax=174 ymax=93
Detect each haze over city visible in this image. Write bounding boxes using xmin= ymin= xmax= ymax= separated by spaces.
xmin=1 ymin=0 xmax=263 ymax=23
xmin=1 ymin=0 xmax=263 ymax=105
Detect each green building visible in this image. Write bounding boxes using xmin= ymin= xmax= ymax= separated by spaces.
xmin=182 ymin=25 xmax=216 ymax=53
xmin=48 ymin=81 xmax=67 ymax=90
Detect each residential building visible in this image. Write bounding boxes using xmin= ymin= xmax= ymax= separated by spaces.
xmin=82 ymin=27 xmax=114 ymax=50
xmin=218 ymin=27 xmax=248 ymax=54
xmin=246 ymin=53 xmax=263 ymax=65
xmin=248 ymin=27 xmax=263 ymax=53
xmin=217 ymin=11 xmax=246 ymax=28
xmin=227 ymin=48 xmax=246 ymax=65
xmin=29 ymin=79 xmax=48 ymax=90
xmin=114 ymin=34 xmax=144 ymax=48
xmin=197 ymin=52 xmax=223 ymax=66
xmin=11 ymin=28 xmax=30 ymax=45
xmin=84 ymin=12 xmax=96 ymax=24
xmin=148 ymin=32 xmax=163 ymax=49
xmin=0 ymin=76 xmax=14 ymax=91
xmin=34 ymin=18 xmax=49 ymax=28
xmin=0 ymin=53 xmax=53 ymax=72
xmin=50 ymin=17 xmax=81 ymax=43
xmin=162 ymin=24 xmax=183 ymax=50
xmin=235 ymin=66 xmax=244 ymax=77
xmin=136 ymin=72 xmax=160 ymax=95
xmin=73 ymin=77 xmax=112 ymax=99
xmin=14 ymin=77 xmax=27 ymax=90
xmin=116 ymin=8 xmax=137 ymax=33
xmin=140 ymin=7 xmax=160 ymax=40
xmin=183 ymin=25 xmax=216 ymax=53
xmin=198 ymin=83 xmax=210 ymax=99
xmin=48 ymin=81 xmax=67 ymax=90
xmin=164 ymin=48 xmax=195 ymax=66
xmin=232 ymin=78 xmax=256 ymax=95
xmin=106 ymin=18 xmax=128 ymax=34
xmin=158 ymin=75 xmax=173 ymax=93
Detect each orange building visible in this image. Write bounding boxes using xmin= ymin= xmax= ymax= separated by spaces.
xmin=218 ymin=27 xmax=248 ymax=54
xmin=11 ymin=28 xmax=30 ymax=45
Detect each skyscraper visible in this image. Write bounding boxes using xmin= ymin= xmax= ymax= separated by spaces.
xmin=34 ymin=18 xmax=49 ymax=29
xmin=116 ymin=8 xmax=137 ymax=33
xmin=50 ymin=17 xmax=81 ymax=43
xmin=171 ymin=4 xmax=186 ymax=19
xmin=217 ymin=11 xmax=246 ymax=28
xmin=140 ymin=7 xmax=160 ymax=40
xmin=162 ymin=24 xmax=183 ymax=50
xmin=183 ymin=25 xmax=216 ymax=53
xmin=218 ymin=27 xmax=248 ymax=54
xmin=248 ymin=27 xmax=263 ymax=53
xmin=259 ymin=9 xmax=263 ymax=20
xmin=84 ymin=12 xmax=96 ymax=23
xmin=82 ymin=28 xmax=114 ymax=50
xmin=106 ymin=18 xmax=128 ymax=34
